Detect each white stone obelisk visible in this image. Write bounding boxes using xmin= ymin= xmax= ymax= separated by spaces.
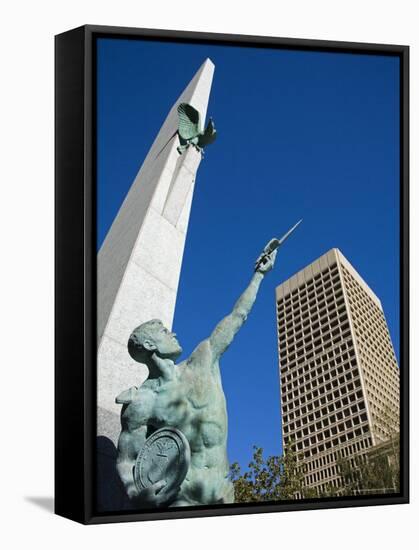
xmin=97 ymin=59 xmax=214 ymax=447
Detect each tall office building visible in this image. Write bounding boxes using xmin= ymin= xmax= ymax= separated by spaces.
xmin=276 ymin=249 xmax=399 ymax=495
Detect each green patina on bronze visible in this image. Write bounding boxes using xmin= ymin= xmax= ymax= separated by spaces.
xmin=176 ymin=103 xmax=216 ymax=154
xmin=115 ymin=224 xmax=301 ymax=508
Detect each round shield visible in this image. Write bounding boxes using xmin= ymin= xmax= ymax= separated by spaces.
xmin=134 ymin=427 xmax=191 ymax=495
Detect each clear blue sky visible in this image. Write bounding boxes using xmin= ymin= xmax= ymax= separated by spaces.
xmin=96 ymin=37 xmax=400 ymax=468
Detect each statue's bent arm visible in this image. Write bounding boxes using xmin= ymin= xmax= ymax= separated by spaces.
xmin=209 ymin=271 xmax=264 ymax=359
xmin=116 ymin=423 xmax=148 ymax=499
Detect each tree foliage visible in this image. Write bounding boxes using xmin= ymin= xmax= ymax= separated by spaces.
xmin=337 ymin=453 xmax=394 ymax=495
xmin=335 ymin=439 xmax=399 ymax=496
xmin=335 ymin=404 xmax=400 ymax=496
xmin=230 ymin=443 xmax=316 ymax=503
xmin=230 ymin=404 xmax=400 ymax=502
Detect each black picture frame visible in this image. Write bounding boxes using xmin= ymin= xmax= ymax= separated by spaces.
xmin=55 ymin=24 xmax=409 ymax=524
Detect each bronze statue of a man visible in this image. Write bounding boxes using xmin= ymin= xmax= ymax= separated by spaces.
xmin=116 ymin=244 xmax=277 ymax=508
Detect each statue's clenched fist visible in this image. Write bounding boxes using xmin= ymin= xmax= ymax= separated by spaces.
xmin=255 ymin=249 xmax=277 ymax=274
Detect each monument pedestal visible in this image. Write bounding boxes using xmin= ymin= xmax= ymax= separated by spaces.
xmin=96 ymin=59 xmax=214 ymax=511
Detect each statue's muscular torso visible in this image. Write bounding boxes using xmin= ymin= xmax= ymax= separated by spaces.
xmin=119 ymin=339 xmax=233 ymax=506
xmin=117 ymin=266 xmax=275 ymax=507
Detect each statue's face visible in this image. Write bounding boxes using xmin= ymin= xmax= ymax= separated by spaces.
xmin=151 ymin=323 xmax=182 ymax=360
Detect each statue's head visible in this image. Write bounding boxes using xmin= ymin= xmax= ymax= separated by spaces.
xmin=128 ymin=319 xmax=182 ymax=363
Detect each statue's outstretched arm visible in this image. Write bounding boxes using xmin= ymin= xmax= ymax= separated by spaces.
xmin=209 ymin=249 xmax=277 ymax=359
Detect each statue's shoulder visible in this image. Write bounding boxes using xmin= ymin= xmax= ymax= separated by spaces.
xmin=186 ymin=338 xmax=213 ymax=368
xmin=115 ymin=386 xmax=141 ymax=405
xmin=115 ymin=378 xmax=160 ymax=404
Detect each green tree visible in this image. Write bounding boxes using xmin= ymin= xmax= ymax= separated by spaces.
xmin=335 ymin=441 xmax=399 ymax=496
xmin=230 ymin=443 xmax=316 ymax=503
xmin=333 ymin=405 xmax=400 ymax=496
xmin=231 ymin=403 xmax=400 ymax=502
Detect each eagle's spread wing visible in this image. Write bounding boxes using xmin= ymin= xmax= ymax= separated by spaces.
xmin=177 ymin=103 xmax=201 ymax=140
xmin=198 ymin=119 xmax=217 ymax=148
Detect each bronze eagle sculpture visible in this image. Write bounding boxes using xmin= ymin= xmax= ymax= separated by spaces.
xmin=176 ymin=103 xmax=217 ymax=155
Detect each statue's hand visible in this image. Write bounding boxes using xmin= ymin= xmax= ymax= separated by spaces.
xmin=255 ymin=249 xmax=277 ymax=274
xmin=137 ymin=480 xmax=178 ymax=508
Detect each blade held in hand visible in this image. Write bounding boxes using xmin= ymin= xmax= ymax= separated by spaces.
xmin=264 ymin=219 xmax=303 ymax=254
xmin=255 ymin=219 xmax=302 ymax=271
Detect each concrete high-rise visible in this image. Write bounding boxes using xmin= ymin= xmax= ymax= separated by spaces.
xmin=275 ymin=249 xmax=399 ymax=495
